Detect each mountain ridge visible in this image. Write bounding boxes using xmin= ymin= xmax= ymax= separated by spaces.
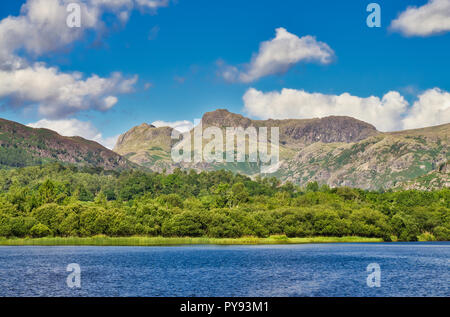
xmin=201 ymin=109 xmax=379 ymax=144
xmin=0 ymin=117 xmax=132 ymax=170
xmin=1 ymin=110 xmax=447 ymax=191
xmin=113 ymin=109 xmax=449 ymax=190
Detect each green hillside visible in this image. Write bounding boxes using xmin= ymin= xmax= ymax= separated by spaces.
xmin=0 ymin=118 xmax=133 ymax=170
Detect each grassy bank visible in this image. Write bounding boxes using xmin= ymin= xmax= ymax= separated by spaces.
xmin=0 ymin=235 xmax=384 ymax=246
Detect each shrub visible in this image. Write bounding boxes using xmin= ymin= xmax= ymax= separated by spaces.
xmin=433 ymin=226 xmax=450 ymax=241
xmin=30 ymin=223 xmax=52 ymax=238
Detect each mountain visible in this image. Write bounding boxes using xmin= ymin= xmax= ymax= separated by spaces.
xmin=116 ymin=109 xmax=449 ymax=190
xmin=114 ymin=109 xmax=379 ymax=166
xmin=201 ymin=109 xmax=379 ymax=145
xmin=280 ymin=123 xmax=449 ymax=189
xmin=0 ymin=118 xmax=132 ymax=170
xmin=114 ymin=123 xmax=174 ymax=171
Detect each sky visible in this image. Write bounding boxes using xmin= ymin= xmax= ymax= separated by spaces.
xmin=0 ymin=0 xmax=449 ymax=148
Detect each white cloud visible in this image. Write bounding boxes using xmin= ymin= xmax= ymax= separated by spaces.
xmin=99 ymin=135 xmax=121 ymax=150
xmin=242 ymin=87 xmax=450 ymax=131
xmin=0 ymin=64 xmax=137 ymax=118
xmin=0 ymin=0 xmax=141 ymax=59
xmin=0 ymin=0 xmax=90 ymax=58
xmin=0 ymin=0 xmax=169 ymax=119
xmin=219 ymin=28 xmax=334 ymax=83
xmin=152 ymin=120 xmax=194 ymax=133
xmin=390 ymin=0 xmax=450 ymax=36
xmin=402 ymin=88 xmax=450 ymax=129
xmin=103 ymin=96 xmax=119 ymax=110
xmin=0 ymin=0 xmax=170 ymax=59
xmin=136 ymin=0 xmax=169 ymax=10
xmin=27 ymin=118 xmax=119 ymax=149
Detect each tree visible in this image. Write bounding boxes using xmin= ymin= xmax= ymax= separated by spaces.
xmin=30 ymin=223 xmax=52 ymax=238
xmin=0 ymin=215 xmax=12 ymax=237
xmin=94 ymin=191 xmax=107 ymax=206
xmin=228 ymin=183 xmax=249 ymax=208
xmin=390 ymin=214 xmax=420 ymax=241
xmin=161 ymin=211 xmax=206 ymax=237
xmin=157 ymin=194 xmax=184 ymax=209
xmin=212 ymin=183 xmax=229 ymax=208
xmin=433 ymin=226 xmax=450 ymax=241
xmin=336 ymin=187 xmax=359 ymax=201
xmin=306 ymin=181 xmax=319 ymax=192
xmin=38 ymin=180 xmax=57 ymax=204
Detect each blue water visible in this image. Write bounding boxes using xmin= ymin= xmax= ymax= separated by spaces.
xmin=0 ymin=243 xmax=448 ymax=297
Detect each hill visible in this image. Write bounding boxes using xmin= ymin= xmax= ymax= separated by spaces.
xmin=0 ymin=118 xmax=132 ymax=170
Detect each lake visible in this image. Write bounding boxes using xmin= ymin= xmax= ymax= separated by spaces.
xmin=0 ymin=242 xmax=448 ymax=297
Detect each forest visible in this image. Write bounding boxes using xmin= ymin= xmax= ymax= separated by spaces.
xmin=0 ymin=163 xmax=448 ymax=242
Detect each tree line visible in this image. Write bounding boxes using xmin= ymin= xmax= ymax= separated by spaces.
xmin=0 ymin=163 xmax=448 ymax=241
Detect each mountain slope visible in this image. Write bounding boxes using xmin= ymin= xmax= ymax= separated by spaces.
xmin=394 ymin=161 xmax=449 ymax=190
xmin=201 ymin=109 xmax=379 ymax=145
xmin=0 ymin=118 xmax=132 ymax=170
xmin=114 ymin=123 xmax=174 ymax=171
xmin=114 ymin=109 xmax=449 ymax=190
xmin=279 ymin=123 xmax=449 ymax=189
xmin=114 ymin=109 xmax=379 ymax=166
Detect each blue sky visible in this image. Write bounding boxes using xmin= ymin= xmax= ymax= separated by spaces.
xmin=0 ymin=0 xmax=449 ymax=148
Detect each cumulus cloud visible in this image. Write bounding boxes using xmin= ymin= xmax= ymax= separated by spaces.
xmin=402 ymin=88 xmax=450 ymax=129
xmin=390 ymin=0 xmax=450 ymax=36
xmin=27 ymin=118 xmax=119 ymax=149
xmin=219 ymin=28 xmax=334 ymax=83
xmin=152 ymin=120 xmax=194 ymax=133
xmin=242 ymin=87 xmax=450 ymax=131
xmin=99 ymin=135 xmax=121 ymax=150
xmin=0 ymin=0 xmax=156 ymax=58
xmin=0 ymin=64 xmax=137 ymax=118
xmin=0 ymin=0 xmax=170 ymax=119
xmin=137 ymin=0 xmax=169 ymax=11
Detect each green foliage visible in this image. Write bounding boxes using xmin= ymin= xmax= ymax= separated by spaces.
xmin=390 ymin=213 xmax=420 ymax=242
xmin=433 ymin=226 xmax=450 ymax=241
xmin=162 ymin=211 xmax=206 ymax=237
xmin=0 ymin=163 xmax=448 ymax=241
xmin=306 ymin=181 xmax=319 ymax=192
xmin=30 ymin=223 xmax=52 ymax=238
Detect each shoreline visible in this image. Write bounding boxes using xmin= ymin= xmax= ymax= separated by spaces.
xmin=0 ymin=236 xmax=385 ymax=246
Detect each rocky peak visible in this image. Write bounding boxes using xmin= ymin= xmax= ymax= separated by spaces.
xmin=279 ymin=116 xmax=379 ymax=144
xmin=202 ymin=109 xmax=252 ymax=128
xmin=114 ymin=123 xmax=173 ymax=153
xmin=136 ymin=123 xmax=156 ymax=129
xmin=201 ymin=109 xmax=378 ymax=144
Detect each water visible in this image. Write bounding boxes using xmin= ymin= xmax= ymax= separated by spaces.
xmin=0 ymin=242 xmax=448 ymax=297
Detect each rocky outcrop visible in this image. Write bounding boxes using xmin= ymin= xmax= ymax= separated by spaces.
xmin=201 ymin=109 xmax=379 ymax=145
